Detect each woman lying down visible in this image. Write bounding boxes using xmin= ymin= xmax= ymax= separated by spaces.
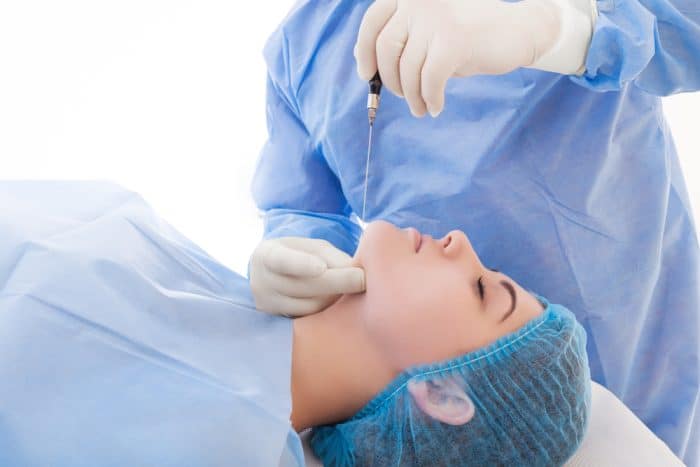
xmin=0 ymin=182 xmax=679 ymax=466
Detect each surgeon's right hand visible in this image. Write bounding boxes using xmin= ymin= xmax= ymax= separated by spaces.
xmin=249 ymin=237 xmax=366 ymax=317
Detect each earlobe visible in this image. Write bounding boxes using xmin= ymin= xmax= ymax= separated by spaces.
xmin=407 ymin=377 xmax=475 ymax=426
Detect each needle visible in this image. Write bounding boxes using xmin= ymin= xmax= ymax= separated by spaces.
xmin=361 ymin=122 xmax=374 ymax=220
xmin=361 ymin=72 xmax=382 ymax=221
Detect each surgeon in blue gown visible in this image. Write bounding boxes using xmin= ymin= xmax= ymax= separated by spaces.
xmin=248 ymin=0 xmax=700 ymax=464
xmin=0 ymin=182 xmax=304 ymax=467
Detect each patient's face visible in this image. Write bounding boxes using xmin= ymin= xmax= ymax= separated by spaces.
xmin=352 ymin=221 xmax=544 ymax=370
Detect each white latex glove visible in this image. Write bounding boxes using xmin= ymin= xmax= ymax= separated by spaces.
xmin=354 ymin=0 xmax=596 ymax=117
xmin=249 ymin=237 xmax=366 ymax=317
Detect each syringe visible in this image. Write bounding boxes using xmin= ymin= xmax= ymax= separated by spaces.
xmin=362 ymin=72 xmax=383 ymax=220
xmin=367 ymin=72 xmax=383 ymax=125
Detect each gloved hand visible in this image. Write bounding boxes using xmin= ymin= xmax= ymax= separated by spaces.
xmin=354 ymin=0 xmax=595 ymax=117
xmin=249 ymin=237 xmax=366 ymax=317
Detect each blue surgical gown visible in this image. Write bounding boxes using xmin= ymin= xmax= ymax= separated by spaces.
xmin=252 ymin=0 xmax=700 ymax=464
xmin=0 ymin=181 xmax=304 ymax=467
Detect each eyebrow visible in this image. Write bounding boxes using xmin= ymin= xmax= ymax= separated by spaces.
xmin=498 ymin=280 xmax=517 ymax=323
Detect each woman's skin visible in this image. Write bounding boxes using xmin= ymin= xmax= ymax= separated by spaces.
xmin=290 ymin=221 xmax=544 ymax=431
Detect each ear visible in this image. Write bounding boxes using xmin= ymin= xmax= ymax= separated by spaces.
xmin=407 ymin=377 xmax=475 ymax=426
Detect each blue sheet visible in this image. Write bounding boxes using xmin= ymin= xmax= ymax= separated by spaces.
xmin=0 ymin=181 xmax=302 ymax=467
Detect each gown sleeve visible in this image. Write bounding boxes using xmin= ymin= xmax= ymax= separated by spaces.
xmin=250 ymin=26 xmax=361 ymax=257
xmin=571 ymin=0 xmax=700 ymax=95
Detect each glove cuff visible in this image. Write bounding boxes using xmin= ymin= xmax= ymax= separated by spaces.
xmin=528 ymin=0 xmax=598 ymax=75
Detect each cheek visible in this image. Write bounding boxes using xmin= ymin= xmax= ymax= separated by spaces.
xmin=355 ymin=229 xmax=405 ymax=274
xmin=364 ymin=264 xmax=478 ymax=369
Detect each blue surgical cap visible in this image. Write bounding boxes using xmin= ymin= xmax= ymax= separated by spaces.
xmin=311 ymin=298 xmax=591 ymax=466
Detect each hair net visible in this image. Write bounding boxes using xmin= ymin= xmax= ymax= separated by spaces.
xmin=310 ymin=298 xmax=591 ymax=466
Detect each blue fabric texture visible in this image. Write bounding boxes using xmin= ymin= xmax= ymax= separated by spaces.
xmin=0 ymin=181 xmax=300 ymax=467
xmin=253 ymin=1 xmax=700 ymax=463
xmin=311 ymin=299 xmax=591 ymax=466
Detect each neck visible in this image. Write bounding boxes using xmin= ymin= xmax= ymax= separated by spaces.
xmin=290 ymin=293 xmax=396 ymax=432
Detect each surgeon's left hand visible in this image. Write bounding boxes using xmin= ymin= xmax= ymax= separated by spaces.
xmin=354 ymin=0 xmax=595 ymax=117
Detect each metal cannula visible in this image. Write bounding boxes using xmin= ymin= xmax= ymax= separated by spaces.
xmin=362 ymin=72 xmax=383 ymax=220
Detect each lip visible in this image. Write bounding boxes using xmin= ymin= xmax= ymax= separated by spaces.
xmin=407 ymin=227 xmax=422 ymax=253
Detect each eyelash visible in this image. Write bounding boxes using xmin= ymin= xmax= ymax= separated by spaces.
xmin=477 ymin=276 xmax=485 ymax=300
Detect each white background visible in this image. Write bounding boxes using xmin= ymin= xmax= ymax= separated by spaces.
xmin=1 ymin=1 xmax=698 ymax=275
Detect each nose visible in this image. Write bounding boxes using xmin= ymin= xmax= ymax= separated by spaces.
xmin=440 ymin=230 xmax=482 ymax=269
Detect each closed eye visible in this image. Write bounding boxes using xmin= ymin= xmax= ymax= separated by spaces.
xmin=499 ymin=280 xmax=517 ymax=322
xmin=477 ymin=276 xmax=484 ymax=300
